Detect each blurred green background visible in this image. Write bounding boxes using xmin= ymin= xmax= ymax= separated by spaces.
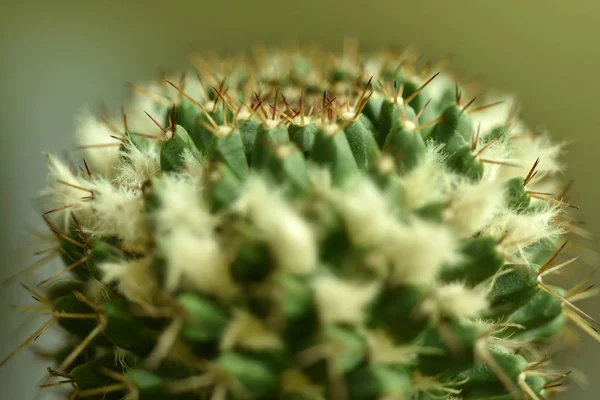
xmin=1 ymin=0 xmax=599 ymax=398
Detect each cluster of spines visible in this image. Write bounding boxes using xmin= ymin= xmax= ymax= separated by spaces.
xmin=1 ymin=45 xmax=596 ymax=400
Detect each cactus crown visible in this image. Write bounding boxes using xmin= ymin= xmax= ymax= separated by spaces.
xmin=3 ymin=44 xmax=595 ymax=400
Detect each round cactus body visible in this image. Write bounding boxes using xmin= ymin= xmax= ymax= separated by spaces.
xmin=3 ymin=45 xmax=595 ymax=400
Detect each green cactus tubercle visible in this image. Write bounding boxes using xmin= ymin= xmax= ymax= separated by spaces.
xmin=3 ymin=45 xmax=595 ymax=400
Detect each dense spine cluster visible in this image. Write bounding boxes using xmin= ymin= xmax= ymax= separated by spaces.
xmin=3 ymin=45 xmax=596 ymax=400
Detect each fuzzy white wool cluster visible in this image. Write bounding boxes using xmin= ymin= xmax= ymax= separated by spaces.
xmin=365 ymin=330 xmax=416 ymax=365
xmin=74 ymin=110 xmax=122 ymax=178
xmin=152 ymin=175 xmax=237 ymax=299
xmin=81 ymin=179 xmax=148 ymax=247
xmin=163 ymin=229 xmax=236 ymax=299
xmin=443 ymin=179 xmax=506 ymax=238
xmin=234 ymin=176 xmax=317 ymax=275
xmin=334 ymin=177 xmax=396 ymax=246
xmin=99 ymin=256 xmax=157 ymax=306
xmin=420 ymin=282 xmax=489 ymax=319
xmin=400 ymin=143 xmax=449 ymax=210
xmin=383 ymin=219 xmax=461 ymax=285
xmin=495 ymin=133 xmax=564 ymax=184
xmin=484 ymin=204 xmax=563 ymax=257
xmin=152 ymin=174 xmax=212 ymax=236
xmin=331 ymin=175 xmax=460 ymax=285
xmin=45 ymin=154 xmax=92 ymax=230
xmin=45 ymin=156 xmax=148 ymax=246
xmin=312 ymin=275 xmax=378 ymax=325
xmin=476 ymin=138 xmax=515 ymax=183
xmin=116 ymin=138 xmax=162 ymax=188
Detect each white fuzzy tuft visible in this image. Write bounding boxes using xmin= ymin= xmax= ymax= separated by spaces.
xmin=235 ymin=177 xmax=317 ymax=275
xmin=334 ymin=178 xmax=396 ymax=247
xmin=81 ymin=179 xmax=149 ymax=247
xmin=115 ymin=138 xmax=162 ymax=188
xmin=220 ymin=310 xmax=282 ymax=351
xmin=365 ymin=330 xmax=416 ymax=365
xmin=443 ymin=179 xmax=505 ymax=238
xmin=74 ymin=110 xmax=122 ymax=178
xmin=420 ymin=282 xmax=489 ymax=319
xmin=152 ymin=174 xmax=211 ymax=236
xmin=312 ymin=275 xmax=378 ymax=325
xmin=495 ymin=133 xmax=564 ymax=183
xmin=400 ymin=143 xmax=450 ymax=211
xmin=162 ymin=229 xmax=237 ymax=300
xmin=484 ymin=204 xmax=563 ymax=256
xmin=45 ymin=154 xmax=86 ymax=203
xmin=476 ymin=138 xmax=515 ymax=183
xmin=383 ymin=219 xmax=460 ymax=286
xmin=44 ymin=154 xmax=94 ymax=230
xmin=100 ymin=256 xmax=157 ymax=306
xmin=151 ymin=175 xmax=237 ymax=298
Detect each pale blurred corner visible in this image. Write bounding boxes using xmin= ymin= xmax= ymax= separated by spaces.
xmin=1 ymin=0 xmax=599 ymax=398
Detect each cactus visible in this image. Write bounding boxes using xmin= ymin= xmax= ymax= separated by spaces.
xmin=2 ymin=44 xmax=597 ymax=400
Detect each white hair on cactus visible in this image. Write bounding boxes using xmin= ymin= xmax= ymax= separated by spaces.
xmin=220 ymin=309 xmax=282 ymax=351
xmin=152 ymin=174 xmax=212 ymax=237
xmin=443 ymin=179 xmax=506 ymax=238
xmin=115 ymin=138 xmax=162 ymax=188
xmin=475 ymin=136 xmax=515 ymax=183
xmin=45 ymin=154 xmax=86 ymax=202
xmin=484 ymin=204 xmax=564 ymax=256
xmin=420 ymin=282 xmax=489 ymax=319
xmin=365 ymin=330 xmax=416 ymax=365
xmin=334 ymin=177 xmax=395 ymax=247
xmin=81 ymin=179 xmax=149 ymax=247
xmin=400 ymin=143 xmax=450 ymax=210
xmin=496 ymin=133 xmax=564 ymax=183
xmin=74 ymin=109 xmax=122 ymax=178
xmin=162 ymin=229 xmax=237 ymax=300
xmin=150 ymin=174 xmax=236 ymax=298
xmin=234 ymin=176 xmax=317 ymax=275
xmin=312 ymin=275 xmax=378 ymax=325
xmin=383 ymin=218 xmax=460 ymax=286
xmin=43 ymin=153 xmax=95 ymax=230
xmin=99 ymin=256 xmax=157 ymax=307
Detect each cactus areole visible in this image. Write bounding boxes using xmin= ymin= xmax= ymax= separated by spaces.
xmin=3 ymin=44 xmax=596 ymax=400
